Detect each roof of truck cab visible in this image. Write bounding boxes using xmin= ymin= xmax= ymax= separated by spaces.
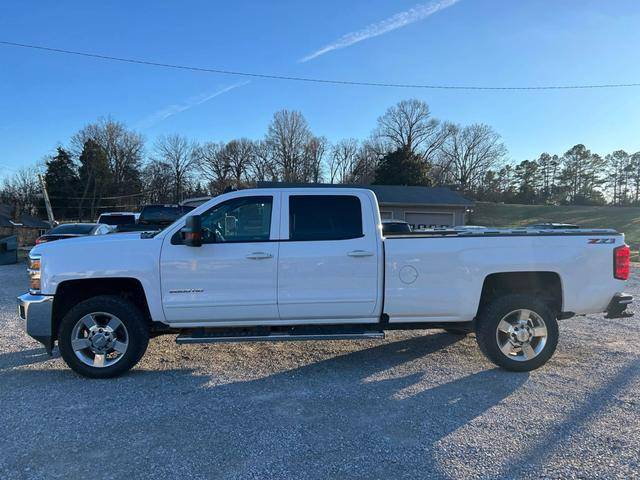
xmin=256 ymin=182 xmax=474 ymax=206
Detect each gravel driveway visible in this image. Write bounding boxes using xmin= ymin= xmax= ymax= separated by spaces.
xmin=0 ymin=262 xmax=638 ymax=479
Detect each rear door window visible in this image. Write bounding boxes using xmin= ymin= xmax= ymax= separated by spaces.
xmin=289 ymin=195 xmax=363 ymax=241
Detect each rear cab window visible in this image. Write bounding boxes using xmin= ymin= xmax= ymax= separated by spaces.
xmin=288 ymin=195 xmax=363 ymax=241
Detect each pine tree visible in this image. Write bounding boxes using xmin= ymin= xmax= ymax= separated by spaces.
xmin=78 ymin=139 xmax=110 ymax=220
xmin=373 ymin=147 xmax=430 ymax=186
xmin=44 ymin=147 xmax=79 ymax=219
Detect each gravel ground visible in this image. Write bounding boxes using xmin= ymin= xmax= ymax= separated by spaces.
xmin=0 ymin=262 xmax=639 ymax=480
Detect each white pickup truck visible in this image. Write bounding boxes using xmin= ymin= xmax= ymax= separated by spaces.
xmin=18 ymin=187 xmax=633 ymax=378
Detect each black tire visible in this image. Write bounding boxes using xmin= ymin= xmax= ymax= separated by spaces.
xmin=475 ymin=293 xmax=559 ymax=372
xmin=443 ymin=327 xmax=472 ymax=335
xmin=58 ymin=295 xmax=149 ymax=378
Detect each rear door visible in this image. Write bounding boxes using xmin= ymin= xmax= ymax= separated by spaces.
xmin=277 ymin=192 xmax=380 ymax=322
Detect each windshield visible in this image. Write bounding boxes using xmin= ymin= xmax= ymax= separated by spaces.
xmin=49 ymin=224 xmax=95 ymax=235
xmin=98 ymin=214 xmax=136 ymax=226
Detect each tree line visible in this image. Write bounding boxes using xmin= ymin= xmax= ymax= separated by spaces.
xmin=1 ymin=98 xmax=638 ymax=220
xmin=476 ymin=145 xmax=640 ymax=206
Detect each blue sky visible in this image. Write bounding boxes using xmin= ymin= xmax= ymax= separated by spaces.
xmin=1 ymin=0 xmax=640 ymax=179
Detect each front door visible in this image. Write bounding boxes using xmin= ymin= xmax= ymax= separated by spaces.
xmin=160 ymin=194 xmax=280 ymax=324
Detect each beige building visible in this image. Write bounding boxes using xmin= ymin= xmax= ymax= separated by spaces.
xmin=366 ymin=185 xmax=473 ymax=228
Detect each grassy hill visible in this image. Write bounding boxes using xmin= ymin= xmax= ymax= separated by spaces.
xmin=470 ymin=202 xmax=640 ymax=251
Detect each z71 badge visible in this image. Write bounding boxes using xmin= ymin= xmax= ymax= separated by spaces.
xmin=588 ymin=238 xmax=615 ymax=244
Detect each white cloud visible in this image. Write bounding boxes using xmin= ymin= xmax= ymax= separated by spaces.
xmin=300 ymin=0 xmax=461 ymax=62
xmin=136 ymin=81 xmax=250 ymax=129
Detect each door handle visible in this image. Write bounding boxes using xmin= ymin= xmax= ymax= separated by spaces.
xmin=347 ymin=250 xmax=374 ymax=257
xmin=245 ymin=252 xmax=273 ymax=260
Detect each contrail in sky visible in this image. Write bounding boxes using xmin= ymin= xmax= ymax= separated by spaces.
xmin=136 ymin=81 xmax=250 ymax=128
xmin=299 ymin=0 xmax=461 ymax=62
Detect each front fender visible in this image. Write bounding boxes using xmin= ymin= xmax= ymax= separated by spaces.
xmin=33 ymin=233 xmax=166 ymax=323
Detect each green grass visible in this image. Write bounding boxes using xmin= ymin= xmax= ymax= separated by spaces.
xmin=470 ymin=202 xmax=640 ymax=251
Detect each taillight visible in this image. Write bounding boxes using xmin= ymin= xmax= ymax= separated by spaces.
xmin=35 ymin=238 xmax=47 ymax=244
xmin=614 ymin=244 xmax=630 ymax=280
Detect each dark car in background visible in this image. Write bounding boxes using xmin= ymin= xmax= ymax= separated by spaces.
xmin=35 ymin=223 xmax=112 ymax=244
xmin=381 ymin=219 xmax=412 ymax=235
xmin=114 ymin=204 xmax=194 ymax=233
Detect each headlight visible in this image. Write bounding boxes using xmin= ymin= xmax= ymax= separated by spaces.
xmin=27 ymin=253 xmax=41 ymax=293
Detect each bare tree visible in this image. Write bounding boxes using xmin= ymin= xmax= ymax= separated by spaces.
xmin=303 ymin=136 xmax=328 ymax=183
xmin=249 ymin=140 xmax=278 ymax=183
xmin=266 ymin=110 xmax=313 ymax=182
xmin=71 ymin=117 xmax=144 ymax=200
xmin=374 ymin=99 xmax=452 ymax=161
xmin=1 ymin=167 xmax=42 ymax=217
xmin=351 ymin=140 xmax=383 ymax=184
xmin=142 ymin=159 xmax=174 ymax=204
xmin=196 ymin=141 xmax=232 ymax=194
xmin=329 ymin=139 xmax=359 ymax=184
xmin=437 ymin=123 xmax=507 ymax=193
xmin=220 ymin=138 xmax=254 ymax=187
xmin=154 ymin=134 xmax=197 ymax=202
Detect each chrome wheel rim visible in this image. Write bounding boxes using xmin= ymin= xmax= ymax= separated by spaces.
xmin=495 ymin=309 xmax=548 ymax=362
xmin=71 ymin=312 xmax=129 ymax=368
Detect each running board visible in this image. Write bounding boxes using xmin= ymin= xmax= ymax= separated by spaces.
xmin=176 ymin=330 xmax=385 ymax=344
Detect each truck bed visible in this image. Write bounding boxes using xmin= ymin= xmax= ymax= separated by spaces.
xmin=386 ymin=227 xmax=620 ymax=239
xmin=383 ymin=229 xmax=626 ymax=324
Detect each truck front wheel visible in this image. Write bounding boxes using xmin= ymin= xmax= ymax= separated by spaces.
xmin=475 ymin=294 xmax=559 ymax=372
xmin=58 ymin=295 xmax=149 ymax=378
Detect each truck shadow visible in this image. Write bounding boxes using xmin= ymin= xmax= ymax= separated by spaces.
xmin=497 ymin=355 xmax=640 ymax=480
xmin=0 ymin=346 xmax=58 ymax=369
xmin=0 ymin=334 xmax=528 ymax=479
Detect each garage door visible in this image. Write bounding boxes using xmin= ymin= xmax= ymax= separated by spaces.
xmin=405 ymin=212 xmax=454 ymax=229
xmin=380 ymin=211 xmax=393 ymax=220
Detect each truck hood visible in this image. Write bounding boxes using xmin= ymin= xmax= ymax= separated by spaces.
xmin=31 ymin=232 xmax=146 ymax=256
xmin=33 ymin=232 xmax=164 ymax=296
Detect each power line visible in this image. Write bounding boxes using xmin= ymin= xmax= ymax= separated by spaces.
xmin=2 ymin=40 xmax=640 ymax=91
xmin=47 ymin=191 xmax=151 ymax=200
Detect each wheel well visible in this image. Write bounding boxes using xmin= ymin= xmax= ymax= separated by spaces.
xmin=477 ymin=272 xmax=562 ymax=316
xmin=52 ymin=278 xmax=152 ymax=340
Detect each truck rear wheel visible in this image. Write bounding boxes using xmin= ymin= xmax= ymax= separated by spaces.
xmin=58 ymin=295 xmax=149 ymax=378
xmin=475 ymin=294 xmax=559 ymax=372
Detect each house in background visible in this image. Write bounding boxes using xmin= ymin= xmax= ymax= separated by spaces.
xmin=0 ymin=204 xmax=51 ymax=247
xmin=365 ymin=185 xmax=473 ymax=228
xmin=255 ymin=183 xmax=474 ymax=228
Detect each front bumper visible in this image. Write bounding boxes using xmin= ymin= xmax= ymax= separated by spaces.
xmin=17 ymin=293 xmax=54 ymax=353
xmin=605 ymin=293 xmax=634 ymax=319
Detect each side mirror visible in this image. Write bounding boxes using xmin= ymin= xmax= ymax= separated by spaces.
xmin=183 ymin=215 xmax=203 ymax=247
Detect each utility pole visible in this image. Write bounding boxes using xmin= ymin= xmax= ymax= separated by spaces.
xmin=38 ymin=174 xmax=55 ymax=225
